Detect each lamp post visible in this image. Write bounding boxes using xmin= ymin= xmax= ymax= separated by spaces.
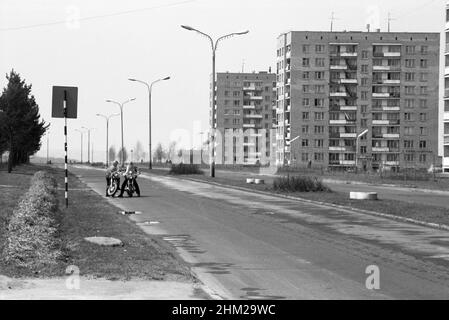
xmin=106 ymin=98 xmax=136 ymax=166
xmin=74 ymin=129 xmax=85 ymax=163
xmin=288 ymin=135 xmax=301 ymax=166
xmin=355 ymin=129 xmax=369 ymax=172
xmin=199 ymin=131 xmax=204 ymax=165
xmin=81 ymin=126 xmax=95 ymax=163
xmin=181 ymin=25 xmax=249 ymax=177
xmin=128 ymin=76 xmax=170 ymax=170
xmin=96 ymin=113 xmax=120 ymax=167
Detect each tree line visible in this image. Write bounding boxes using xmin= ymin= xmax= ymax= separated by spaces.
xmin=0 ymin=70 xmax=48 ymax=173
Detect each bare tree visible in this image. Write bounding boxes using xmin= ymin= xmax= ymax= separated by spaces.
xmin=167 ymin=141 xmax=177 ymax=161
xmin=153 ymin=143 xmax=166 ymax=163
xmin=108 ymin=145 xmax=116 ymax=163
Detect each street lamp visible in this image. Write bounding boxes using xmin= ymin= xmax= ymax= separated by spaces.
xmin=81 ymin=126 xmax=95 ymax=163
xmin=355 ymin=129 xmax=369 ymax=172
xmin=288 ymin=135 xmax=301 ymax=166
xmin=74 ymin=129 xmax=85 ymax=163
xmin=128 ymin=76 xmax=170 ymax=169
xmin=181 ymin=25 xmax=249 ymax=177
xmin=96 ymin=113 xmax=120 ymax=167
xmin=199 ymin=131 xmax=204 ymax=165
xmin=105 ymin=98 xmax=136 ymax=166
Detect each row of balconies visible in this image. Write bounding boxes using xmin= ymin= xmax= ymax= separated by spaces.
xmin=372 ymin=92 xmax=400 ymax=98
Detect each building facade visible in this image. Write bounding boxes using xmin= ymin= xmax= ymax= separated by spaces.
xmin=444 ymin=2 xmax=449 ymax=172
xmin=276 ymin=31 xmax=440 ymax=171
xmin=214 ymin=72 xmax=276 ymax=165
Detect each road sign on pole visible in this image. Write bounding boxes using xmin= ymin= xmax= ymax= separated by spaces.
xmin=52 ymin=86 xmax=78 ymax=208
xmin=52 ymin=86 xmax=78 ymax=119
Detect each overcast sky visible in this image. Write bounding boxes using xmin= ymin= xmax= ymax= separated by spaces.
xmin=0 ymin=0 xmax=445 ymax=162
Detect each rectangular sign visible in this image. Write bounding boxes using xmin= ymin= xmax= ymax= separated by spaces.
xmin=52 ymin=86 xmax=78 ymax=118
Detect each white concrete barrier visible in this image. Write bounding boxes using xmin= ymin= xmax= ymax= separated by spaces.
xmin=254 ymin=179 xmax=264 ymax=185
xmin=349 ymin=192 xmax=378 ymax=200
xmin=246 ymin=178 xmax=255 ymax=184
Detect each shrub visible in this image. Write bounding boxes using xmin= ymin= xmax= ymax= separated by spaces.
xmin=272 ymin=175 xmax=331 ymax=192
xmin=2 ymin=171 xmax=62 ymax=268
xmin=169 ymin=163 xmax=203 ymax=175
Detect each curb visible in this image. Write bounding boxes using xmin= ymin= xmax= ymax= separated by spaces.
xmin=149 ymin=174 xmax=449 ymax=233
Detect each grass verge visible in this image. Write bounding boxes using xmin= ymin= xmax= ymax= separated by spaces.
xmin=169 ymin=163 xmax=203 ymax=175
xmin=0 ymin=164 xmax=194 ymax=282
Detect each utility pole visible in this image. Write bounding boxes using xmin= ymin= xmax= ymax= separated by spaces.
xmin=330 ymin=12 xmax=339 ymax=32
xmin=387 ymin=12 xmax=395 ymax=32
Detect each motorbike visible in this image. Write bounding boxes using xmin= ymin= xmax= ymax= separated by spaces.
xmin=106 ymin=171 xmax=121 ymax=197
xmin=123 ymin=171 xmax=140 ymax=197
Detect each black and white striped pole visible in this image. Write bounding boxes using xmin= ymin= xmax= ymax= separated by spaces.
xmin=63 ymin=90 xmax=68 ymax=208
xmin=52 ymin=85 xmax=78 ymax=209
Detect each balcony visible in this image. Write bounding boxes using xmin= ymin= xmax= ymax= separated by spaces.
xmin=243 ymin=104 xmax=255 ymax=109
xmin=372 ymin=92 xmax=390 ymax=98
xmin=340 ymin=160 xmax=356 ymax=165
xmin=372 ymin=120 xmax=389 ymax=125
xmin=244 ymin=114 xmax=263 ymax=119
xmin=373 ymin=65 xmax=391 ymax=71
xmin=444 ymin=135 xmax=449 ymax=144
xmin=384 ymin=52 xmax=401 ymax=57
xmin=383 ymin=133 xmax=400 ymax=138
xmin=243 ymin=124 xmax=256 ymax=128
xmin=329 ymin=146 xmax=346 ymax=151
xmin=383 ymin=106 xmax=400 ymax=111
xmin=329 ymin=119 xmax=354 ymax=125
xmin=372 ymin=147 xmax=390 ymax=152
xmin=386 ymin=161 xmax=400 ymax=166
xmin=330 ymin=92 xmax=348 ymax=97
xmin=330 ymin=65 xmax=348 ymax=70
xmin=341 ymin=105 xmax=357 ymax=111
xmin=340 ymin=133 xmax=357 ymax=138
xmin=243 ymin=86 xmax=256 ymax=91
xmin=340 ymin=78 xmax=358 ymax=84
xmin=383 ymin=79 xmax=401 ymax=84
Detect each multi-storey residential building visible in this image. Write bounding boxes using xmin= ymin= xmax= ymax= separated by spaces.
xmin=276 ymin=31 xmax=439 ymax=171
xmin=214 ymin=72 xmax=276 ymax=165
xmin=444 ymin=2 xmax=449 ymax=172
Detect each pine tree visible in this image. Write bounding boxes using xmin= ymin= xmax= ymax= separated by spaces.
xmin=0 ymin=70 xmax=48 ymax=172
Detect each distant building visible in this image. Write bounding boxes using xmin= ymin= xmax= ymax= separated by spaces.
xmin=443 ymin=2 xmax=449 ymax=172
xmin=276 ymin=31 xmax=440 ymax=171
xmin=214 ymin=72 xmax=276 ymax=165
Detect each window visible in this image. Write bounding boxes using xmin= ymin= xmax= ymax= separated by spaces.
xmin=419 ymin=127 xmax=427 ymax=135
xmin=303 ymin=85 xmax=310 ymax=93
xmin=302 ymin=112 xmax=309 ymax=120
xmin=419 ymin=140 xmax=427 ymax=149
xmin=302 ymin=45 xmax=310 ymax=53
xmin=360 ymin=146 xmax=367 ymax=154
xmin=315 ymin=71 xmax=325 ymax=80
xmin=361 ymin=65 xmax=368 ymax=73
xmin=315 ymin=85 xmax=325 ymax=93
xmin=404 ymin=113 xmax=413 ymax=121
xmin=233 ymin=91 xmax=240 ymax=97
xmin=420 ymin=59 xmax=428 ymax=68
xmin=361 ymin=105 xmax=367 ymax=113
xmin=405 ymin=99 xmax=415 ymax=108
xmin=361 ymin=78 xmax=368 ymax=86
xmin=315 ymin=139 xmax=324 ymax=147
xmin=419 ymin=86 xmax=427 ymax=95
xmin=419 ymin=154 xmax=427 ymax=162
xmin=361 ymin=91 xmax=368 ymax=100
xmin=404 ymin=140 xmax=414 ymax=148
xmin=405 ymin=45 xmax=416 ymax=54
xmin=224 ymin=90 xmax=230 ymax=97
xmin=302 ymin=139 xmax=309 ymax=147
xmin=301 ymin=153 xmax=309 ymax=162
xmin=315 ymin=44 xmax=325 ymax=53
xmin=233 ymin=109 xmax=240 ymax=115
xmin=405 ymin=59 xmax=415 ymax=68
xmin=405 ymin=73 xmax=415 ymax=82
xmin=314 ymin=125 xmax=324 ymax=134
xmin=314 ymin=112 xmax=324 ymax=120
xmin=405 ymin=154 xmax=414 ymax=162
xmin=314 ymin=153 xmax=324 ymax=161
xmin=314 ymin=98 xmax=325 ymax=107
xmin=302 ymin=98 xmax=310 ymax=106
xmin=315 ymin=58 xmax=325 ymax=67
xmin=362 ymin=50 xmax=368 ymax=59
xmin=421 ymin=46 xmax=428 ymax=55
xmin=419 ymin=113 xmax=427 ymax=121
xmin=233 ymin=100 xmax=240 ymax=106
xmin=302 ymin=58 xmax=310 ymax=67
xmin=302 ymin=125 xmax=309 ymax=134
xmin=405 ymin=127 xmax=414 ymax=135
xmin=419 ymin=99 xmax=427 ymax=108
xmin=302 ymin=71 xmax=310 ymax=79
xmin=405 ymin=86 xmax=415 ymax=95
xmin=420 ymin=73 xmax=428 ymax=82
xmin=232 ymin=119 xmax=240 ymax=124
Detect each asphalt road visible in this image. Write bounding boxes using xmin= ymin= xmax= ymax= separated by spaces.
xmin=214 ymin=169 xmax=449 ymax=209
xmin=71 ymin=166 xmax=449 ymax=299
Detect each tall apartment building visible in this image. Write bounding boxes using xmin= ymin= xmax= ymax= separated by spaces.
xmin=444 ymin=2 xmax=449 ymax=172
xmin=276 ymin=31 xmax=440 ymax=171
xmin=214 ymin=72 xmax=276 ymax=165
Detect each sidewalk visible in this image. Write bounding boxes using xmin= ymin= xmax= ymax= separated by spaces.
xmin=0 ymin=275 xmax=206 ymax=300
